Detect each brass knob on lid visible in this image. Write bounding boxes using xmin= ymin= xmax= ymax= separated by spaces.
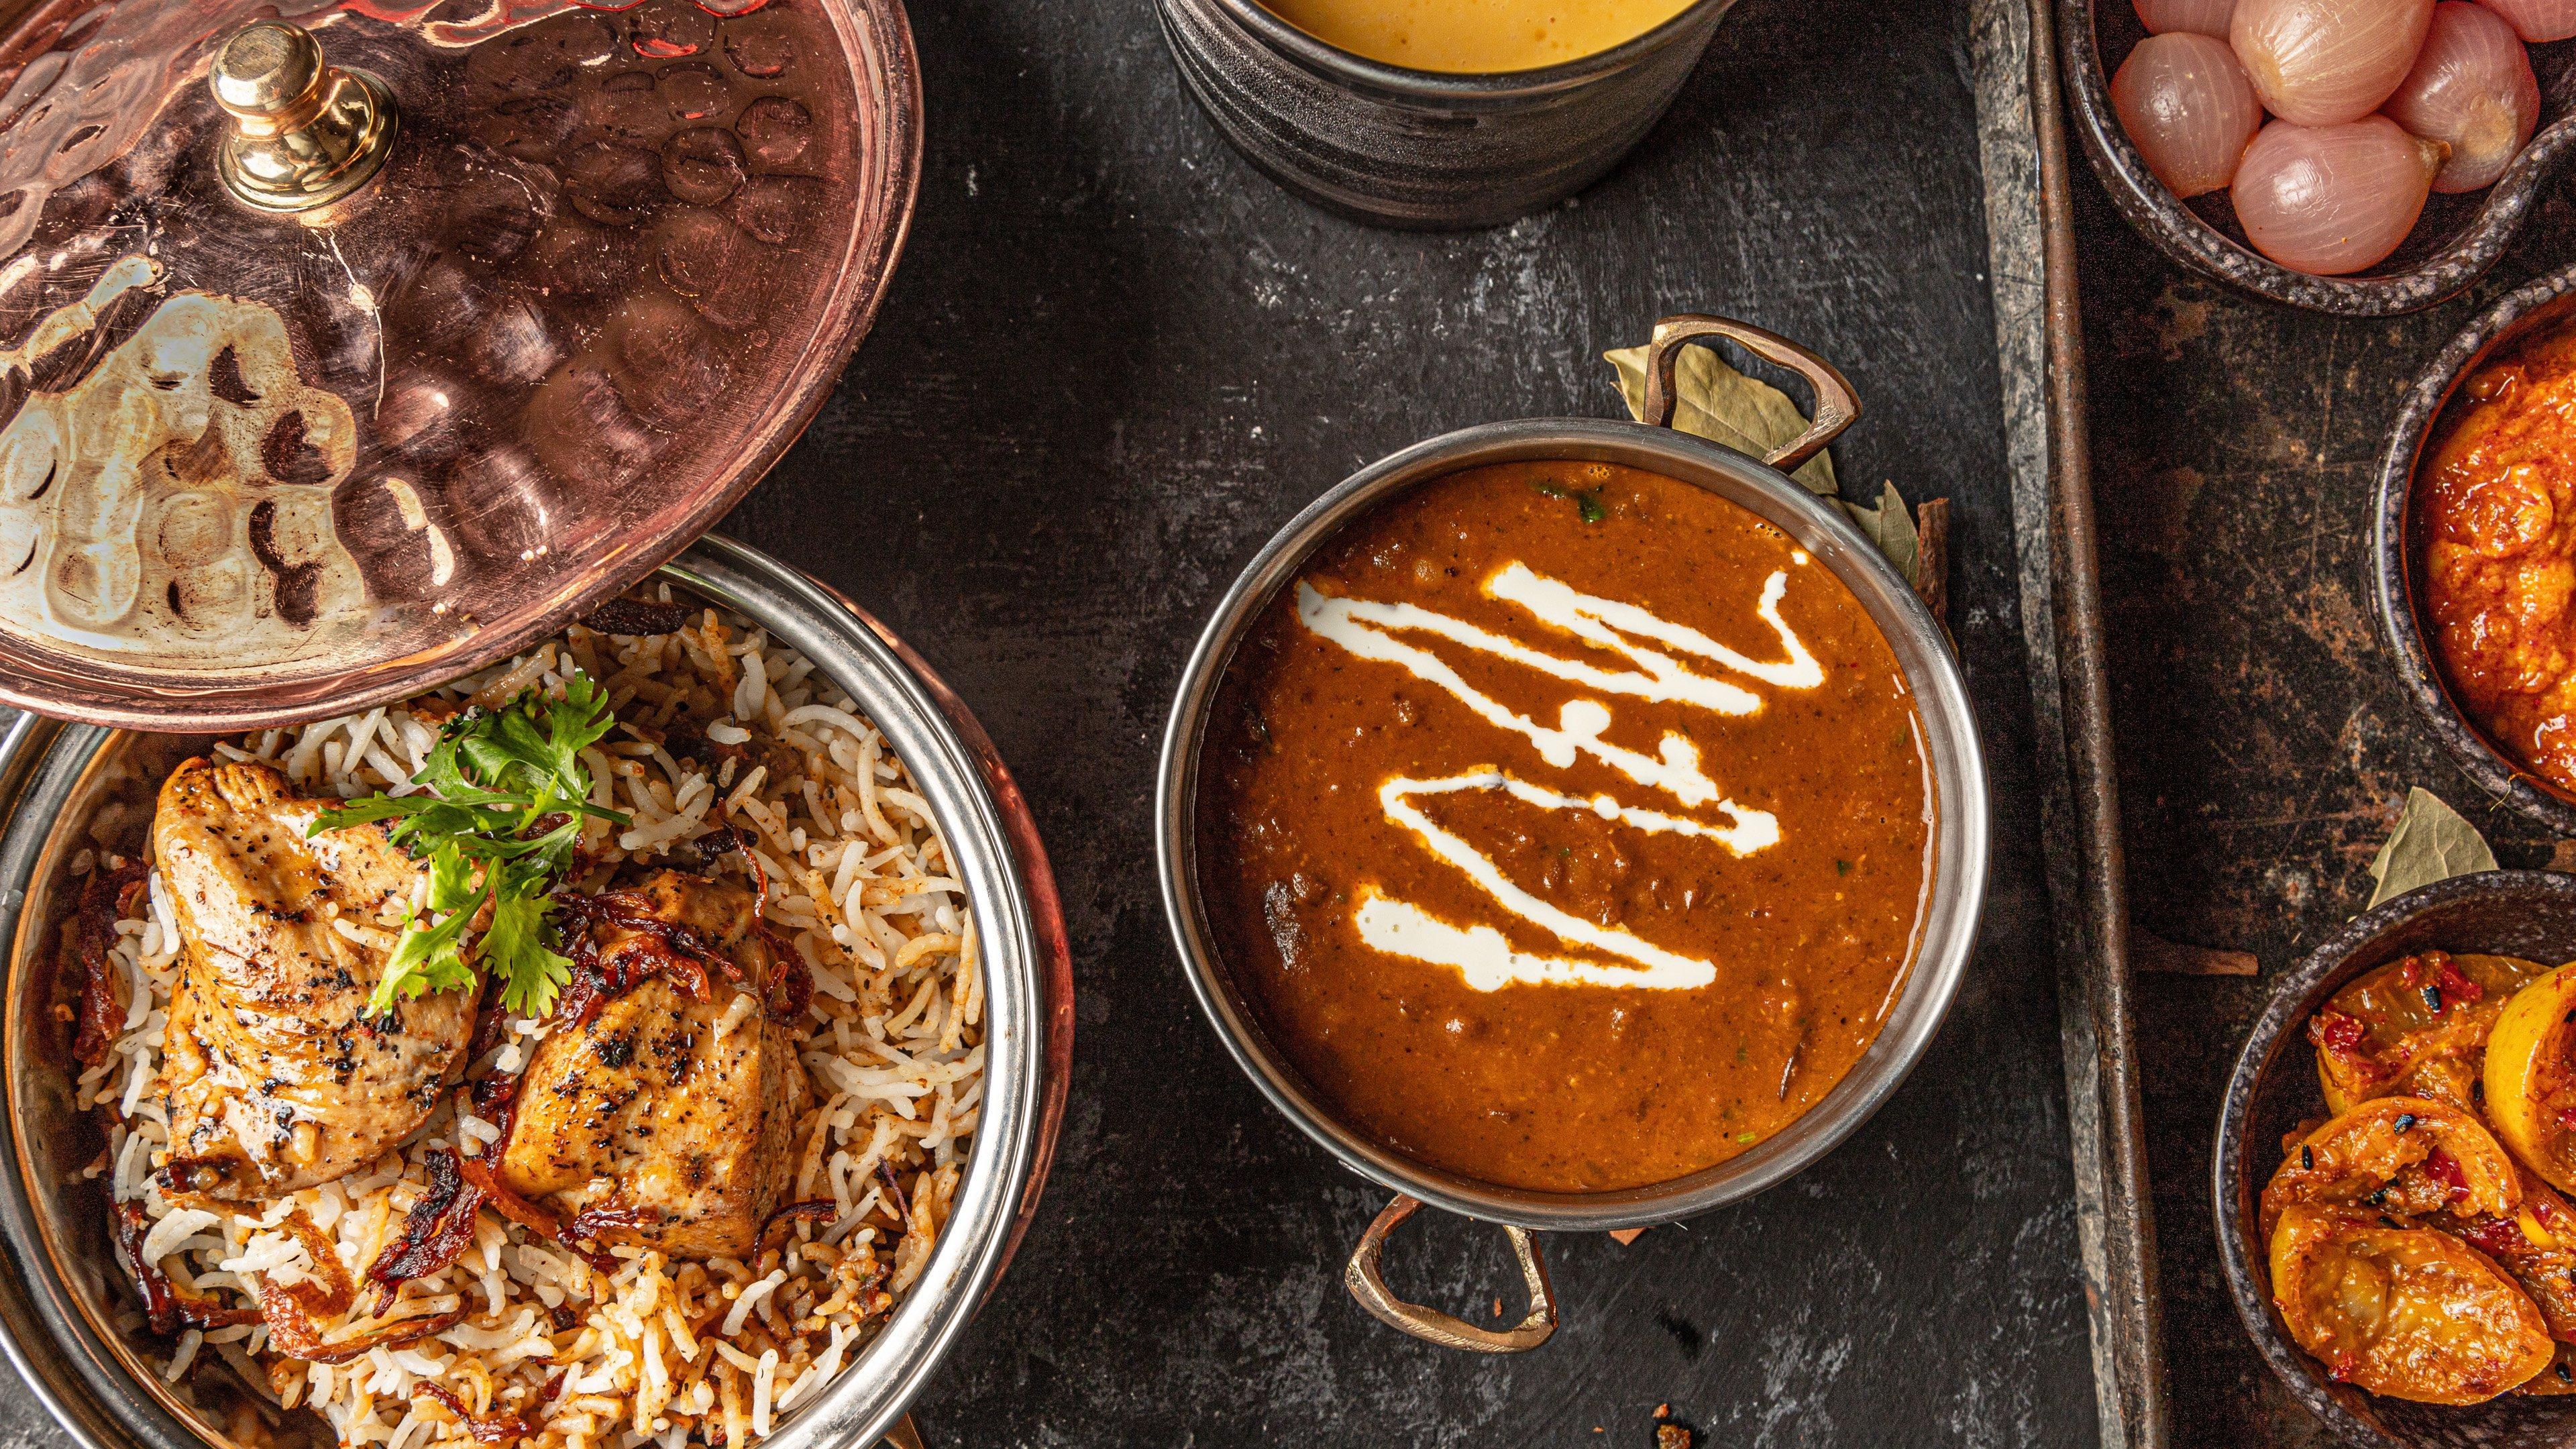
xmin=211 ymin=19 xmax=397 ymax=213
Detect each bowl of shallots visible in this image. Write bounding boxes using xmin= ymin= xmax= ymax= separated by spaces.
xmin=2061 ymin=0 xmax=2576 ymax=313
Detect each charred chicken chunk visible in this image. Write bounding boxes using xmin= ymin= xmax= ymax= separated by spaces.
xmin=152 ymin=759 xmax=475 ymax=1199
xmin=498 ymin=871 xmax=811 ymax=1260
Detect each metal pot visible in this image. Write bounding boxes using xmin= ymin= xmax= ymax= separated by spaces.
xmin=1155 ymin=0 xmax=1735 ymax=228
xmin=1154 ymin=315 xmax=1989 ymax=1349
xmin=0 ymin=534 xmax=1075 ymax=1449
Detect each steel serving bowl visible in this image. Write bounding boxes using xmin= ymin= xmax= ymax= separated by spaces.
xmin=2216 ymin=870 xmax=2576 ymax=1449
xmin=1155 ymin=0 xmax=1735 ymax=228
xmin=2373 ymin=262 xmax=2576 ymax=833
xmin=2059 ymin=0 xmax=2576 ymax=315
xmin=1154 ymin=315 xmax=1990 ymax=1350
xmin=0 ymin=533 xmax=1074 ymax=1449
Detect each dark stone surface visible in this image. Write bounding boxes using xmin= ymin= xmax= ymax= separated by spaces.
xmin=0 ymin=0 xmax=2101 ymax=1446
xmin=722 ymin=0 xmax=2098 ymax=1443
xmin=2070 ymin=83 xmax=2576 ymax=1449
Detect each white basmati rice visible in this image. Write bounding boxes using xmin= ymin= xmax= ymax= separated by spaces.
xmin=70 ymin=598 xmax=981 ymax=1448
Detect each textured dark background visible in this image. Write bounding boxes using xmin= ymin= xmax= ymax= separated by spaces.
xmin=0 ymin=0 xmax=2108 ymax=1446
xmin=2070 ymin=72 xmax=2576 ymax=1449
xmin=727 ymin=0 xmax=2098 ymax=1442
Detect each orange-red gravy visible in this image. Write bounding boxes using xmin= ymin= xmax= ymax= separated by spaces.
xmin=1195 ymin=461 xmax=1933 ymax=1192
xmin=2422 ymin=320 xmax=2576 ymax=794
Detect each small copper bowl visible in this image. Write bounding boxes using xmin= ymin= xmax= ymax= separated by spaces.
xmin=2373 ymin=263 xmax=2576 ymax=833
xmin=1155 ymin=0 xmax=1735 ymax=227
xmin=2060 ymin=0 xmax=2576 ymax=315
xmin=1155 ymin=315 xmax=1989 ymax=1351
xmin=2216 ymin=871 xmax=2576 ymax=1448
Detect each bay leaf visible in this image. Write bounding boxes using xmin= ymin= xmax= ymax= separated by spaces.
xmin=1605 ymin=343 xmax=1837 ymax=494
xmin=1840 ymin=480 xmax=1921 ymax=590
xmin=2365 ymin=787 xmax=2499 ymax=909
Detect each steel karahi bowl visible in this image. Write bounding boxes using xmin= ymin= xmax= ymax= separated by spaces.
xmin=1154 ymin=315 xmax=1989 ymax=1351
xmin=0 ymin=535 xmax=1076 ymax=1449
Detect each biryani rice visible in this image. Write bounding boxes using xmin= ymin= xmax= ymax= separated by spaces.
xmin=66 ymin=587 xmax=983 ymax=1449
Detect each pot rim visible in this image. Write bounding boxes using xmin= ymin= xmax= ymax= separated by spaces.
xmin=1154 ymin=417 xmax=1989 ymax=1233
xmin=0 ymin=533 xmax=1061 ymax=1449
xmin=2211 ymin=869 xmax=2576 ymax=1448
xmin=1189 ymin=0 xmax=1730 ymax=104
xmin=2371 ymin=262 xmax=2576 ymax=835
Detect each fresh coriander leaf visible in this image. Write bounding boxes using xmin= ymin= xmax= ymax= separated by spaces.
xmin=311 ymin=667 xmax=629 ymax=1016
xmin=1529 ymin=480 xmax=1607 ymax=523
xmin=424 ymin=843 xmax=477 ymax=914
xmin=478 ymin=878 xmax=571 ymax=1018
xmin=368 ymin=896 xmax=480 ymax=1018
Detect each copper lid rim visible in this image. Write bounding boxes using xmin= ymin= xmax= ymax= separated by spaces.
xmin=0 ymin=0 xmax=928 ymax=733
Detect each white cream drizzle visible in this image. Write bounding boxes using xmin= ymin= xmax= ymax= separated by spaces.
xmin=1297 ymin=559 xmax=1820 ymax=992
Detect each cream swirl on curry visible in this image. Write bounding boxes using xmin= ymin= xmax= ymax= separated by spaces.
xmin=1196 ymin=459 xmax=1933 ymax=1191
xmin=1295 ymin=555 xmax=1821 ymax=992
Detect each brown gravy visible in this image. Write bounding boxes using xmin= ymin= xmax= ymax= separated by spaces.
xmin=1195 ymin=461 xmax=1933 ymax=1192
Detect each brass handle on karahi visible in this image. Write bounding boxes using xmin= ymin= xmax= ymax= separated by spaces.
xmin=1641 ymin=312 xmax=1863 ymax=474
xmin=1344 ymin=1193 xmax=1557 ymax=1352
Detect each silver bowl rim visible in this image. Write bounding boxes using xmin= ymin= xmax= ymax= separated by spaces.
xmin=0 ymin=533 xmax=1048 ymax=1449
xmin=1153 ymin=417 xmax=1991 ymax=1232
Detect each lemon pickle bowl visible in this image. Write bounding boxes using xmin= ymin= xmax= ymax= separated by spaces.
xmin=2214 ymin=871 xmax=2576 ymax=1449
xmin=0 ymin=537 xmax=1077 ymax=1449
xmin=2372 ymin=263 xmax=2576 ymax=833
xmin=1151 ymin=316 xmax=1990 ymax=1351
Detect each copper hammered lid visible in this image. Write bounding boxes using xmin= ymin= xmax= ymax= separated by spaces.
xmin=0 ymin=0 xmax=920 ymax=729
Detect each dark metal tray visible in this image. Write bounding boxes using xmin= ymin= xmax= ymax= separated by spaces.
xmin=2043 ymin=21 xmax=2576 ymax=1449
xmin=0 ymin=0 xmax=2120 ymax=1441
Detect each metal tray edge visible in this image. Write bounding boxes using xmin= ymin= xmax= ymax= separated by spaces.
xmin=1970 ymin=1 xmax=2164 ymax=1444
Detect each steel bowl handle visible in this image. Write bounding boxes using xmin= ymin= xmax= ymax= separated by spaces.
xmin=1343 ymin=1193 xmax=1556 ymax=1352
xmin=1640 ymin=312 xmax=1862 ymax=475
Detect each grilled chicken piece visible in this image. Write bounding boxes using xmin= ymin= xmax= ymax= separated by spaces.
xmin=499 ymin=871 xmax=810 ymax=1260
xmin=152 ymin=758 xmax=474 ymax=1200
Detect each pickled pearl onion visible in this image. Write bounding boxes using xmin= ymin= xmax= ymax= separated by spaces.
xmin=2475 ymin=0 xmax=2576 ymax=39
xmin=2385 ymin=1 xmax=2539 ymax=192
xmin=2137 ymin=0 xmax=2240 ymax=32
xmin=2232 ymin=115 xmax=2443 ymax=274
xmin=2231 ymin=0 xmax=2435 ymax=125
xmin=2114 ymin=33 xmax=2265 ymax=196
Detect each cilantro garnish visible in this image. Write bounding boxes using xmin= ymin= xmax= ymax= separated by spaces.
xmin=1530 ymin=479 xmax=1608 ymax=523
xmin=314 ymin=669 xmax=630 ymax=1020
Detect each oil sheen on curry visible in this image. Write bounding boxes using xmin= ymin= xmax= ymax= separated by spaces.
xmin=1197 ymin=460 xmax=1933 ymax=1192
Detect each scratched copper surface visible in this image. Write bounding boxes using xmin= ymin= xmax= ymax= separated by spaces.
xmin=2075 ymin=145 xmax=2576 ymax=1443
